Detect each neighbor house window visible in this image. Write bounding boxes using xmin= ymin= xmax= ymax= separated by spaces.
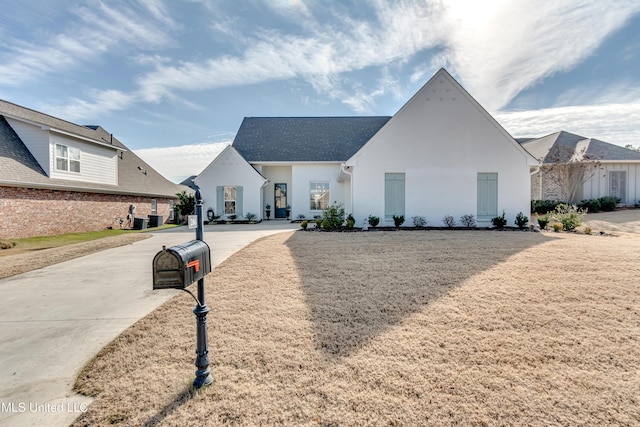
xmin=151 ymin=199 xmax=157 ymax=214
xmin=385 ymin=173 xmax=405 ymax=220
xmin=609 ymin=171 xmax=626 ymax=203
xmin=310 ymin=181 xmax=330 ymax=210
xmin=224 ymin=186 xmax=236 ymax=215
xmin=55 ymin=144 xmax=80 ymax=172
xmin=477 ymin=173 xmax=498 ymax=219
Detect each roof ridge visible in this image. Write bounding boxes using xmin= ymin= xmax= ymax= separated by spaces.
xmin=0 ymin=99 xmax=101 ymax=136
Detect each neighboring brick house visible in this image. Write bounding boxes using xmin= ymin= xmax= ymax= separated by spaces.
xmin=0 ymin=99 xmax=187 ymax=239
xmin=520 ymin=131 xmax=640 ymax=204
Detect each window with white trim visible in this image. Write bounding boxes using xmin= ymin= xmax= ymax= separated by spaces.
xmin=55 ymin=144 xmax=80 ymax=173
xmin=385 ymin=173 xmax=405 ymax=219
xmin=309 ymin=181 xmax=330 ymax=210
xmin=224 ymin=186 xmax=236 ymax=215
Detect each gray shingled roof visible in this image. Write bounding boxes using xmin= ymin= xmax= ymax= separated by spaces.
xmin=232 ymin=116 xmax=392 ymax=162
xmin=0 ymin=100 xmax=185 ymax=198
xmin=521 ymin=131 xmax=640 ymax=163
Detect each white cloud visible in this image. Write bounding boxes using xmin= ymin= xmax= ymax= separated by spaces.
xmin=495 ymin=101 xmax=640 ymax=147
xmin=436 ymin=0 xmax=640 ymax=110
xmin=135 ymin=141 xmax=231 ymax=182
xmin=0 ymin=0 xmax=177 ymax=86
xmin=43 ymin=89 xmax=137 ymax=121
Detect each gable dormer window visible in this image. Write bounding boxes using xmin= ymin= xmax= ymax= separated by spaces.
xmin=55 ymin=144 xmax=81 ymax=173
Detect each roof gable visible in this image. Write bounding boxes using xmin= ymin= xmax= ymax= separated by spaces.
xmin=232 ymin=116 xmax=391 ymax=162
xmin=521 ymin=130 xmax=640 ymax=163
xmin=195 ymin=145 xmax=265 ymax=186
xmin=348 ymin=68 xmax=538 ymax=166
xmin=0 ymin=116 xmax=47 ymax=183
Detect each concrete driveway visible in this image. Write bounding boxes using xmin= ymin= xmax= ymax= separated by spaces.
xmin=0 ymin=222 xmax=297 ymax=427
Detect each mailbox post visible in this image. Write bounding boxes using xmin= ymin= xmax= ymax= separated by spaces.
xmin=192 ymin=187 xmax=213 ymax=388
xmin=152 ymin=187 xmax=213 ymax=388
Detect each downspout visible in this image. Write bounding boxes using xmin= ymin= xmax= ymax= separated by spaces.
xmin=530 ymin=165 xmax=541 ymax=201
xmin=341 ymin=164 xmax=353 ymax=215
xmin=261 ymin=178 xmax=269 ymax=220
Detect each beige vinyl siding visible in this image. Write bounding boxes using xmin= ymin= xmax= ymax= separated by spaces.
xmin=49 ymin=133 xmax=117 ymax=184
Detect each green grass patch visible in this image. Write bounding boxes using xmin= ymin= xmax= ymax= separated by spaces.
xmin=1 ymin=225 xmax=181 ymax=255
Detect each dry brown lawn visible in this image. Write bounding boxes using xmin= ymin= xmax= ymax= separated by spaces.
xmin=72 ymin=229 xmax=639 ymax=426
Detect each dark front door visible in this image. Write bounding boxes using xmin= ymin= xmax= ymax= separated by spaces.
xmin=274 ymin=183 xmax=287 ymax=218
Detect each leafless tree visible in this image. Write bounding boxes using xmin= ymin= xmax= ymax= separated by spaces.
xmin=542 ymin=146 xmax=601 ymax=204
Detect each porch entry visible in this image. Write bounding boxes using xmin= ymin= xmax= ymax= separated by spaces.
xmin=274 ymin=183 xmax=287 ymax=218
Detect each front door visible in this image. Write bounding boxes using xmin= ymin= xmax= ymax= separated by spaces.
xmin=274 ymin=183 xmax=287 ymax=218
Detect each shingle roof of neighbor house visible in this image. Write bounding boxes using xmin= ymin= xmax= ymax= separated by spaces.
xmin=520 ymin=130 xmax=640 ymax=163
xmin=232 ymin=116 xmax=392 ymax=162
xmin=0 ymin=99 xmax=186 ymax=198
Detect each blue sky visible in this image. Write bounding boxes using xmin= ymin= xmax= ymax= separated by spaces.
xmin=1 ymin=0 xmax=640 ymax=183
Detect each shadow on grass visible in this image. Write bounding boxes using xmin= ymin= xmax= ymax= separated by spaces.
xmin=286 ymin=230 xmax=552 ymax=359
xmin=141 ymin=385 xmax=198 ymax=427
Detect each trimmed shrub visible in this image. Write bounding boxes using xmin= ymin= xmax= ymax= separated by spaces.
xmin=368 ymin=215 xmax=380 ymax=228
xmin=491 ymin=211 xmax=507 ymax=229
xmin=598 ymin=196 xmax=620 ymax=211
xmin=531 ymin=200 xmax=564 ymax=214
xmin=442 ymin=214 xmax=456 ymax=228
xmin=346 ymin=214 xmax=355 ymax=230
xmin=460 ymin=214 xmax=476 ymax=228
xmin=392 ymin=215 xmax=405 ymax=228
xmin=245 ymin=212 xmax=257 ymax=222
xmin=515 ymin=212 xmax=529 ymax=230
xmin=300 ymin=220 xmax=308 ymax=230
xmin=577 ymin=198 xmax=601 ymax=213
xmin=552 ymin=222 xmax=564 ymax=232
xmin=412 ymin=216 xmax=427 ymax=227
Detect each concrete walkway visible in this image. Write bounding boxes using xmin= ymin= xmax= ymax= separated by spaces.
xmin=0 ymin=222 xmax=297 ymax=427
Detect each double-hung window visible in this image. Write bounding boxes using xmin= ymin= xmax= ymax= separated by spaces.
xmin=309 ymin=181 xmax=330 ymax=211
xmin=55 ymin=144 xmax=80 ymax=173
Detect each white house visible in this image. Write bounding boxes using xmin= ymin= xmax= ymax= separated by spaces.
xmin=195 ymin=68 xmax=539 ymax=226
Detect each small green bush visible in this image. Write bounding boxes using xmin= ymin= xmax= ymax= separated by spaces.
xmin=531 ymin=200 xmax=564 ymax=214
xmin=346 ymin=214 xmax=355 ymax=230
xmin=368 ymin=215 xmax=380 ymax=228
xmin=392 ymin=215 xmax=405 ymax=228
xmin=577 ymin=198 xmax=601 ymax=213
xmin=300 ymin=220 xmax=308 ymax=230
xmin=598 ymin=196 xmax=620 ymax=211
xmin=460 ymin=214 xmax=475 ymax=228
xmin=321 ymin=203 xmax=346 ymax=231
xmin=550 ymin=203 xmax=586 ymax=231
xmin=245 ymin=212 xmax=257 ymax=222
xmin=491 ymin=211 xmax=507 ymax=229
xmin=515 ymin=212 xmax=529 ymax=230
xmin=552 ymin=222 xmax=564 ymax=232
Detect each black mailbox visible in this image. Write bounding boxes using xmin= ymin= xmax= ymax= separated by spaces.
xmin=153 ymin=240 xmax=211 ymax=290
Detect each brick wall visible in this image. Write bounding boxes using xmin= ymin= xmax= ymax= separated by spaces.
xmin=0 ymin=186 xmax=176 ymax=239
